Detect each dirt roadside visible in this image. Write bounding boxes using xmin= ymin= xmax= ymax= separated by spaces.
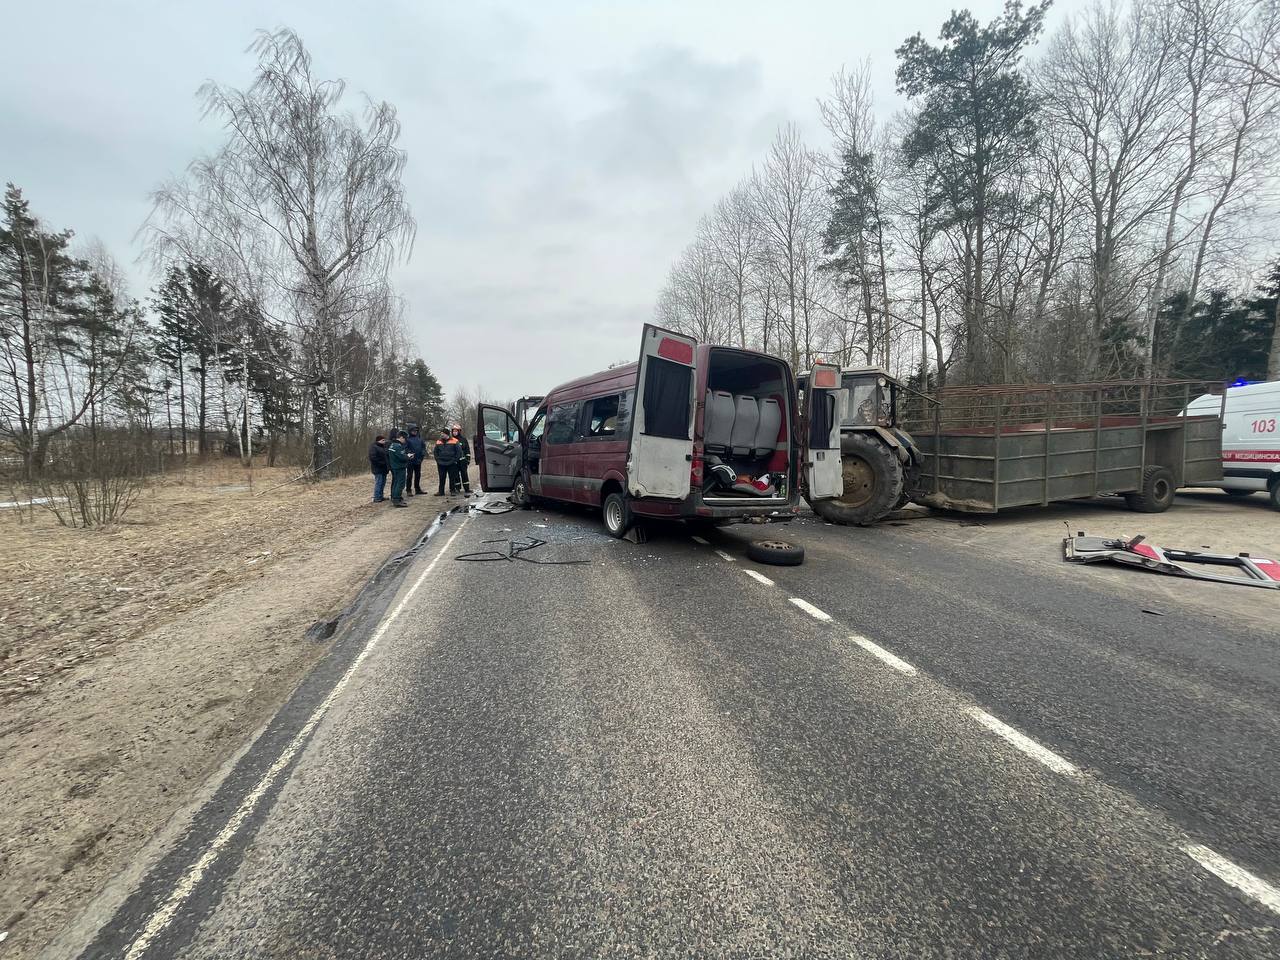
xmin=0 ymin=464 xmax=453 ymax=958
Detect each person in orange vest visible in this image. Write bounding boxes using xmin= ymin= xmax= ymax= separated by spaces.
xmin=451 ymin=423 xmax=473 ymax=496
xmin=433 ymin=427 xmax=462 ymax=496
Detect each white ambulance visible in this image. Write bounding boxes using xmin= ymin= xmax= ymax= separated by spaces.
xmin=1186 ymin=380 xmax=1280 ymax=510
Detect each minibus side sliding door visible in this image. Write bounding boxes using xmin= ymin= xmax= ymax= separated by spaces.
xmin=627 ymin=324 xmax=697 ymax=500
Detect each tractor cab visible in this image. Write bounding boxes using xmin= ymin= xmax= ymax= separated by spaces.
xmin=838 ymin=368 xmax=898 ymax=429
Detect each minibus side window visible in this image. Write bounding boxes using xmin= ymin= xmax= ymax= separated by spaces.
xmin=546 ymin=404 xmax=578 ymax=445
xmin=617 ymin=391 xmax=634 ymax=435
xmin=582 ymin=394 xmax=623 ymax=439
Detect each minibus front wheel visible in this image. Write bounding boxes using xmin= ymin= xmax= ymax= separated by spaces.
xmin=603 ymin=491 xmax=632 ymax=538
xmin=512 ymin=472 xmax=533 ymax=510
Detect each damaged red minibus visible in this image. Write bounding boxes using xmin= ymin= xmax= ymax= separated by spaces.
xmin=475 ymin=324 xmax=846 ymax=537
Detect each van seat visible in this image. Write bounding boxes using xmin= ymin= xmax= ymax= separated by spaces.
xmin=754 ymin=398 xmax=782 ymax=456
xmin=731 ymin=395 xmax=760 ymax=456
xmin=705 ymin=390 xmax=736 ymax=453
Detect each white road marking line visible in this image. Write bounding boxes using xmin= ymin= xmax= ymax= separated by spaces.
xmin=1183 ymin=844 xmax=1280 ymax=916
xmin=743 ymin=569 xmax=775 ymax=586
xmin=968 ymin=708 xmax=1079 ymax=777
xmin=851 ymin=635 xmax=917 ymax=675
xmin=789 ymin=598 xmax=831 ymax=622
xmin=714 ymin=549 xmax=735 ymax=562
xmin=123 ymin=519 xmax=470 ymax=960
xmin=691 ymin=535 xmax=710 ymax=545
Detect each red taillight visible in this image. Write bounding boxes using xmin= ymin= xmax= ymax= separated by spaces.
xmin=690 ymin=452 xmax=704 ymax=487
xmin=657 ymin=337 xmax=694 ymax=365
xmin=814 ymin=367 xmax=838 ymax=388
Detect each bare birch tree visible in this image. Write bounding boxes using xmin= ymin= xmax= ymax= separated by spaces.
xmin=145 ymin=29 xmax=415 ymax=477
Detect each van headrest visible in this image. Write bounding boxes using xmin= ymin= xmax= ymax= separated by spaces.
xmin=704 ymin=390 xmax=735 ymax=451
xmin=731 ymin=395 xmax=759 ymax=455
xmin=754 ymin=398 xmax=782 ymax=456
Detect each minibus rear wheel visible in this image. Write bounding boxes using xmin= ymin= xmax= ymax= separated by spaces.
xmin=603 ymin=491 xmax=632 ymax=538
xmin=1270 ymin=479 xmax=1280 ymax=512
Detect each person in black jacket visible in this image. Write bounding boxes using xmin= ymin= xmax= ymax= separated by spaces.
xmin=451 ymin=423 xmax=473 ymax=495
xmin=368 ymin=435 xmax=390 ymax=502
xmin=405 ymin=426 xmax=427 ymax=496
xmin=432 ymin=427 xmax=461 ymax=495
xmin=387 ymin=431 xmax=414 ymax=507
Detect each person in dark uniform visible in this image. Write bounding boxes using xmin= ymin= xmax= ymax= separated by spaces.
xmin=451 ymin=423 xmax=473 ymax=496
xmin=433 ymin=427 xmax=461 ymax=495
xmin=368 ymin=434 xmax=390 ymax=502
xmin=387 ymin=431 xmax=414 ymax=507
xmin=405 ymin=426 xmax=427 ymax=496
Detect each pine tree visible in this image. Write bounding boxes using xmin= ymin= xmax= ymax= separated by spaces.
xmin=402 ymin=359 xmax=445 ymax=431
xmin=149 ymin=261 xmax=225 ymax=457
xmin=0 ymin=184 xmax=113 ymax=474
xmin=896 ymin=1 xmax=1049 ymax=381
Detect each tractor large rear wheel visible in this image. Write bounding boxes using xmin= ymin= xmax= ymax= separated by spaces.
xmin=809 ymin=432 xmax=904 ymax=526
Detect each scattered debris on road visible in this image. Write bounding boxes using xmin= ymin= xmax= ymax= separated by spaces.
xmin=1063 ymin=532 xmax=1280 ymax=590
xmin=456 ymin=537 xmax=590 ymax=565
xmin=468 ymin=496 xmax=516 ymax=515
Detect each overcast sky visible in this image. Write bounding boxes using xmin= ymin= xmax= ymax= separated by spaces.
xmin=3 ymin=0 xmax=1085 ymax=399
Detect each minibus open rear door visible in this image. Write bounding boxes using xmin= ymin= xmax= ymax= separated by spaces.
xmin=627 ymin=324 xmax=697 ymax=499
xmin=804 ymin=362 xmax=845 ymax=500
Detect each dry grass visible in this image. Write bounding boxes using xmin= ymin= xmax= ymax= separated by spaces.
xmin=0 ymin=460 xmax=383 ymax=703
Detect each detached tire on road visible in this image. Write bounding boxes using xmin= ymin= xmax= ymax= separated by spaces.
xmin=809 ymin=432 xmax=905 ymax=526
xmin=603 ymin=491 xmax=632 ymax=538
xmin=746 ymin=539 xmax=805 ymax=566
xmin=1124 ymin=465 xmax=1176 ymax=513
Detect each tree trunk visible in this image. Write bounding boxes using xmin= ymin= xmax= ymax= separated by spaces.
xmin=18 ymin=246 xmax=39 ymax=479
xmin=310 ymin=330 xmax=337 ymax=478
xmin=164 ymin=387 xmax=174 ymax=457
xmin=176 ymin=337 xmax=188 ymax=459
xmin=197 ymin=362 xmax=208 ymax=456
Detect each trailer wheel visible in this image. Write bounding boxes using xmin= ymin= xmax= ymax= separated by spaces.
xmin=747 ymin=539 xmax=805 ymax=566
xmin=809 ymin=432 xmax=905 ymax=526
xmin=603 ymin=491 xmax=632 ymax=538
xmin=1124 ymin=466 xmax=1176 ymax=513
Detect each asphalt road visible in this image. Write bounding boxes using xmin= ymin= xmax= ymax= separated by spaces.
xmin=63 ymin=499 xmax=1280 ymax=959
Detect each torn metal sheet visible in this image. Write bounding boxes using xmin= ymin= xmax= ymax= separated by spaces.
xmin=1063 ymin=533 xmax=1280 ymax=590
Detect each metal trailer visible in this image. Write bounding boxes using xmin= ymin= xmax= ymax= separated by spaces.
xmin=903 ymin=380 xmax=1226 ymax=514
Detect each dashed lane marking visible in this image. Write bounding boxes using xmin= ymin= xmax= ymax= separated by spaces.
xmin=743 ymin=569 xmax=775 ymax=586
xmin=122 ymin=518 xmax=471 ymax=960
xmin=968 ymin=708 xmax=1080 ymax=777
xmin=1183 ymin=844 xmax=1280 ymax=916
xmin=851 ymin=635 xmax=918 ymax=675
xmin=789 ymin=598 xmax=832 ymax=622
xmin=715 ymin=549 xmax=736 ymax=562
xmin=691 ymin=535 xmax=710 ymax=545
